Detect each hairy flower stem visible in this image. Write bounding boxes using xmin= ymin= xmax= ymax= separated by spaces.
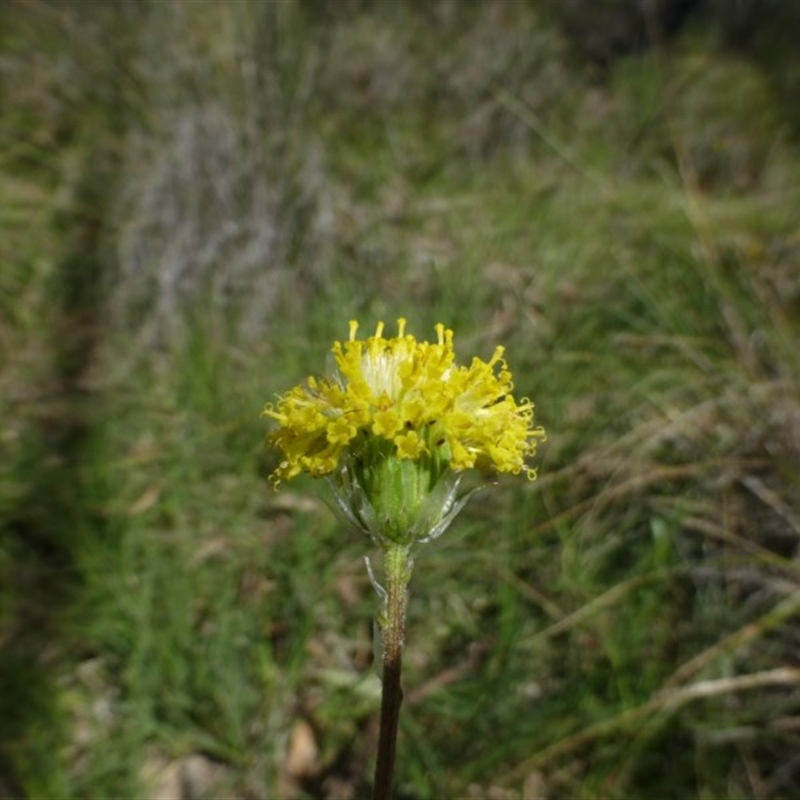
xmin=373 ymin=543 xmax=412 ymax=800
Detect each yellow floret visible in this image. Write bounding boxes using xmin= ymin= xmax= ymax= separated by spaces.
xmin=263 ymin=319 xmax=544 ymax=485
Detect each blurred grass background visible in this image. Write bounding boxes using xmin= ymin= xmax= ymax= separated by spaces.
xmin=2 ymin=0 xmax=800 ymax=798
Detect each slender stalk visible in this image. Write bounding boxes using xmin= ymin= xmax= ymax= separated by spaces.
xmin=373 ymin=543 xmax=412 ymax=800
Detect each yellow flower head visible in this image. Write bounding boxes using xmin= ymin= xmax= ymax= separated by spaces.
xmin=264 ymin=319 xmax=544 ymax=545
xmin=264 ymin=318 xmax=544 ymax=485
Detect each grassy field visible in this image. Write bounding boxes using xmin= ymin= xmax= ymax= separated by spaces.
xmin=2 ymin=1 xmax=800 ymax=798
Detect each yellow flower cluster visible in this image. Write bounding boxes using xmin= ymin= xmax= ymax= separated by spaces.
xmin=264 ymin=319 xmax=544 ymax=485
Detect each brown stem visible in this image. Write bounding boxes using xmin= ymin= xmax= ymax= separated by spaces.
xmin=372 ymin=544 xmax=412 ymax=800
